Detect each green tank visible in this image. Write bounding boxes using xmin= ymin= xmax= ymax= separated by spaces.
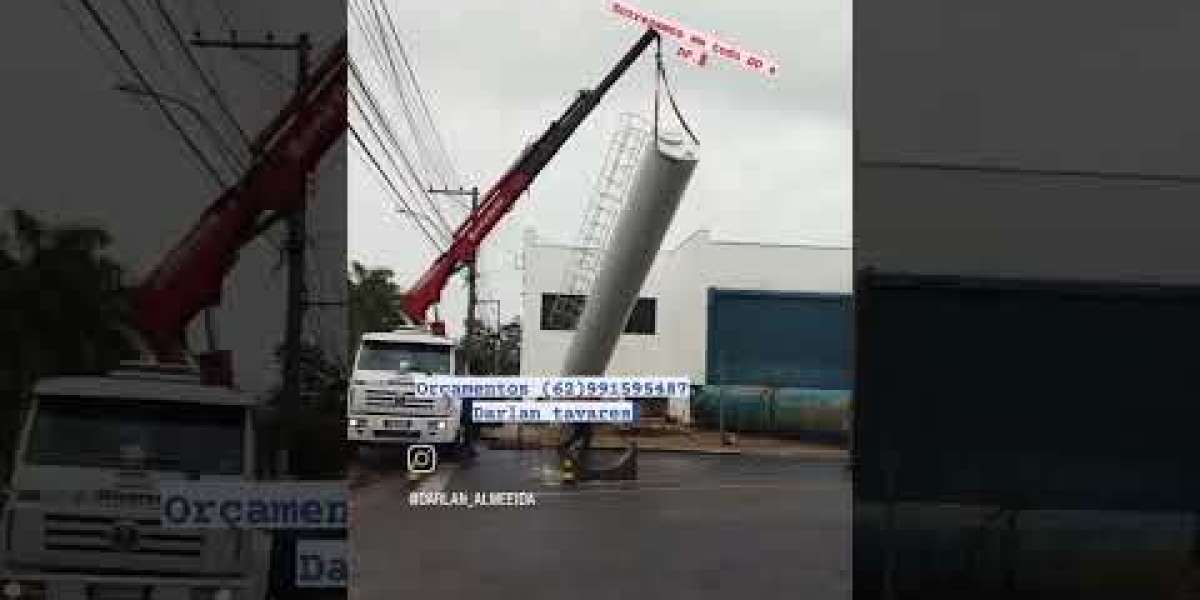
xmin=692 ymin=385 xmax=851 ymax=434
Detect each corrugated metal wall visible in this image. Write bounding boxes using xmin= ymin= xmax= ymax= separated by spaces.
xmin=705 ymin=289 xmax=851 ymax=389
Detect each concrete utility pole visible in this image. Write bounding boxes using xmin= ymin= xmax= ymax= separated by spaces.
xmin=429 ymin=185 xmax=481 ymax=337
xmin=193 ymin=31 xmax=312 ymax=475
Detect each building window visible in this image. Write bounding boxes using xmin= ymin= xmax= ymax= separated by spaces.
xmin=540 ymin=293 xmax=656 ymax=334
xmin=625 ymin=297 xmax=656 ymax=334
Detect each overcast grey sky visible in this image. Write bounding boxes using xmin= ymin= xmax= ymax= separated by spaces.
xmin=348 ymin=0 xmax=850 ymax=336
xmin=2 ymin=1 xmax=346 ymax=391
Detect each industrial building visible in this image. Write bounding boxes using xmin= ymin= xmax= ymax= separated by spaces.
xmin=519 ymin=228 xmax=851 ymax=425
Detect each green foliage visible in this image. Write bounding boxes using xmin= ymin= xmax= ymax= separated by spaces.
xmin=347 ymin=261 xmax=407 ymax=351
xmin=346 ymin=257 xmax=523 ymax=373
xmin=270 ymin=341 xmax=350 ymax=479
xmin=0 ymin=209 xmax=133 ymax=480
xmin=0 ymin=209 xmax=132 ymax=387
xmin=458 ymin=318 xmax=521 ymax=375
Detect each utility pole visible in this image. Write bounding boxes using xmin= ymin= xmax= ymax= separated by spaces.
xmin=193 ymin=31 xmax=312 ymax=476
xmin=429 ymin=185 xmax=480 ymax=344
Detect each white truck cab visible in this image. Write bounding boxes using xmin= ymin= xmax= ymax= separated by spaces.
xmin=0 ymin=364 xmax=271 ymax=599
xmin=346 ymin=327 xmax=462 ymax=449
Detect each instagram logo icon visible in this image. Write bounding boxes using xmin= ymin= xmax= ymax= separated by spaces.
xmin=406 ymin=444 xmax=437 ymax=474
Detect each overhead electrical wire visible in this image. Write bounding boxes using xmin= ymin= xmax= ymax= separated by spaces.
xmin=363 ymin=0 xmax=440 ymax=180
xmin=352 ymin=138 xmax=430 ymax=235
xmin=349 ymin=124 xmax=446 ymax=253
xmin=208 ymin=0 xmax=296 ymax=91
xmin=355 ymin=2 xmax=453 ymax=224
xmin=153 ymin=0 xmax=252 ymax=158
xmin=378 ymin=0 xmax=461 ymax=188
xmin=349 ymin=58 xmax=441 ymax=236
xmin=63 ymin=0 xmax=229 ymax=182
xmin=349 ymin=67 xmax=443 ymax=235
xmin=365 ymin=0 xmax=455 ymax=191
xmin=75 ymin=0 xmax=227 ymax=188
xmin=349 ymin=59 xmax=454 ymax=241
xmin=350 ymin=88 xmax=451 ymax=247
xmin=351 ymin=0 xmax=463 ymax=212
xmin=117 ymin=1 xmax=186 ymax=98
xmin=56 ymin=0 xmax=126 ymax=81
xmin=349 ymin=64 xmax=442 ymax=232
xmin=117 ymin=0 xmax=244 ymax=177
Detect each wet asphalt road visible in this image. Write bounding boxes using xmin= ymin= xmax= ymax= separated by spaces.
xmin=349 ymin=447 xmax=850 ymax=600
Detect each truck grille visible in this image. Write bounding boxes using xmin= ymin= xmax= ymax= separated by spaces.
xmin=400 ymin=396 xmax=434 ymax=408
xmin=94 ymin=490 xmax=160 ymax=511
xmin=374 ymin=430 xmax=420 ymax=439
xmin=43 ymin=514 xmax=204 ymax=558
xmin=364 ymin=389 xmax=433 ymax=408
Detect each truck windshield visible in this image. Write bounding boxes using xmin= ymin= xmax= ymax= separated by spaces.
xmin=356 ymin=340 xmax=453 ymax=373
xmin=25 ymin=396 xmax=244 ymax=476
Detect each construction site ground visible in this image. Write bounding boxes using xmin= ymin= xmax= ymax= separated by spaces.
xmin=349 ymin=444 xmax=851 ymax=600
xmin=484 ymin=422 xmax=849 ymax=460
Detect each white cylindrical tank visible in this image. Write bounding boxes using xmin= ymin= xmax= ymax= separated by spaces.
xmin=561 ymin=131 xmax=699 ymax=376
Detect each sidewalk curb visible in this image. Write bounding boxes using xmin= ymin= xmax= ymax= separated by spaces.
xmin=592 ymin=443 xmax=741 ymax=455
xmin=590 ymin=442 xmax=849 ymax=461
xmin=488 ymin=434 xmax=849 ymax=462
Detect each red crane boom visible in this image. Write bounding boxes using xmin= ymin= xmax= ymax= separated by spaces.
xmin=127 ymin=27 xmax=655 ymax=368
xmin=131 ymin=38 xmax=348 ymax=363
xmin=401 ymin=30 xmax=659 ymax=324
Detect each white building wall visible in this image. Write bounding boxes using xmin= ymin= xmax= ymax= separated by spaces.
xmin=519 ymin=234 xmax=666 ymax=378
xmin=520 ymin=228 xmax=851 ymax=423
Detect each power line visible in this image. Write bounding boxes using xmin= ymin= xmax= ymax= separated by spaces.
xmin=351 ymin=144 xmax=441 ymax=255
xmin=207 ymin=0 xmax=296 ymax=91
xmin=349 ymin=59 xmax=454 ymax=241
xmin=119 ymin=1 xmax=246 ymax=177
xmin=56 ymin=0 xmax=125 ymax=79
xmin=349 ymin=124 xmax=445 ymax=253
xmin=351 ymin=0 xmax=459 ymax=207
xmin=349 ymin=87 xmax=450 ymax=247
xmin=117 ymin=1 xmax=187 ymax=97
xmin=349 ymin=75 xmax=439 ymax=238
xmin=153 ymin=0 xmax=252 ymax=155
xmin=860 ymin=159 xmax=1200 ymax=185
xmin=379 ymin=0 xmax=461 ymax=188
xmin=365 ymin=0 xmax=451 ymax=190
xmin=75 ymin=0 xmax=227 ymax=188
xmin=350 ymin=0 xmax=444 ymax=195
xmin=121 ymin=91 xmax=245 ymax=177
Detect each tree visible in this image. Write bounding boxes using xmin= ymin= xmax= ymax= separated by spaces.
xmin=0 ymin=209 xmax=133 ymax=477
xmin=458 ymin=318 xmax=521 ymax=375
xmin=347 ymin=260 xmax=522 ymax=375
xmin=268 ymin=341 xmax=349 ymax=479
xmin=347 ymin=261 xmax=406 ymax=350
xmin=0 ymin=210 xmax=132 ymax=387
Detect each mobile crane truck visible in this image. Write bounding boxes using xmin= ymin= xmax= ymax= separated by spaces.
xmin=347 ymin=29 xmax=663 ymax=479
xmin=0 ymin=37 xmax=347 ymax=600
